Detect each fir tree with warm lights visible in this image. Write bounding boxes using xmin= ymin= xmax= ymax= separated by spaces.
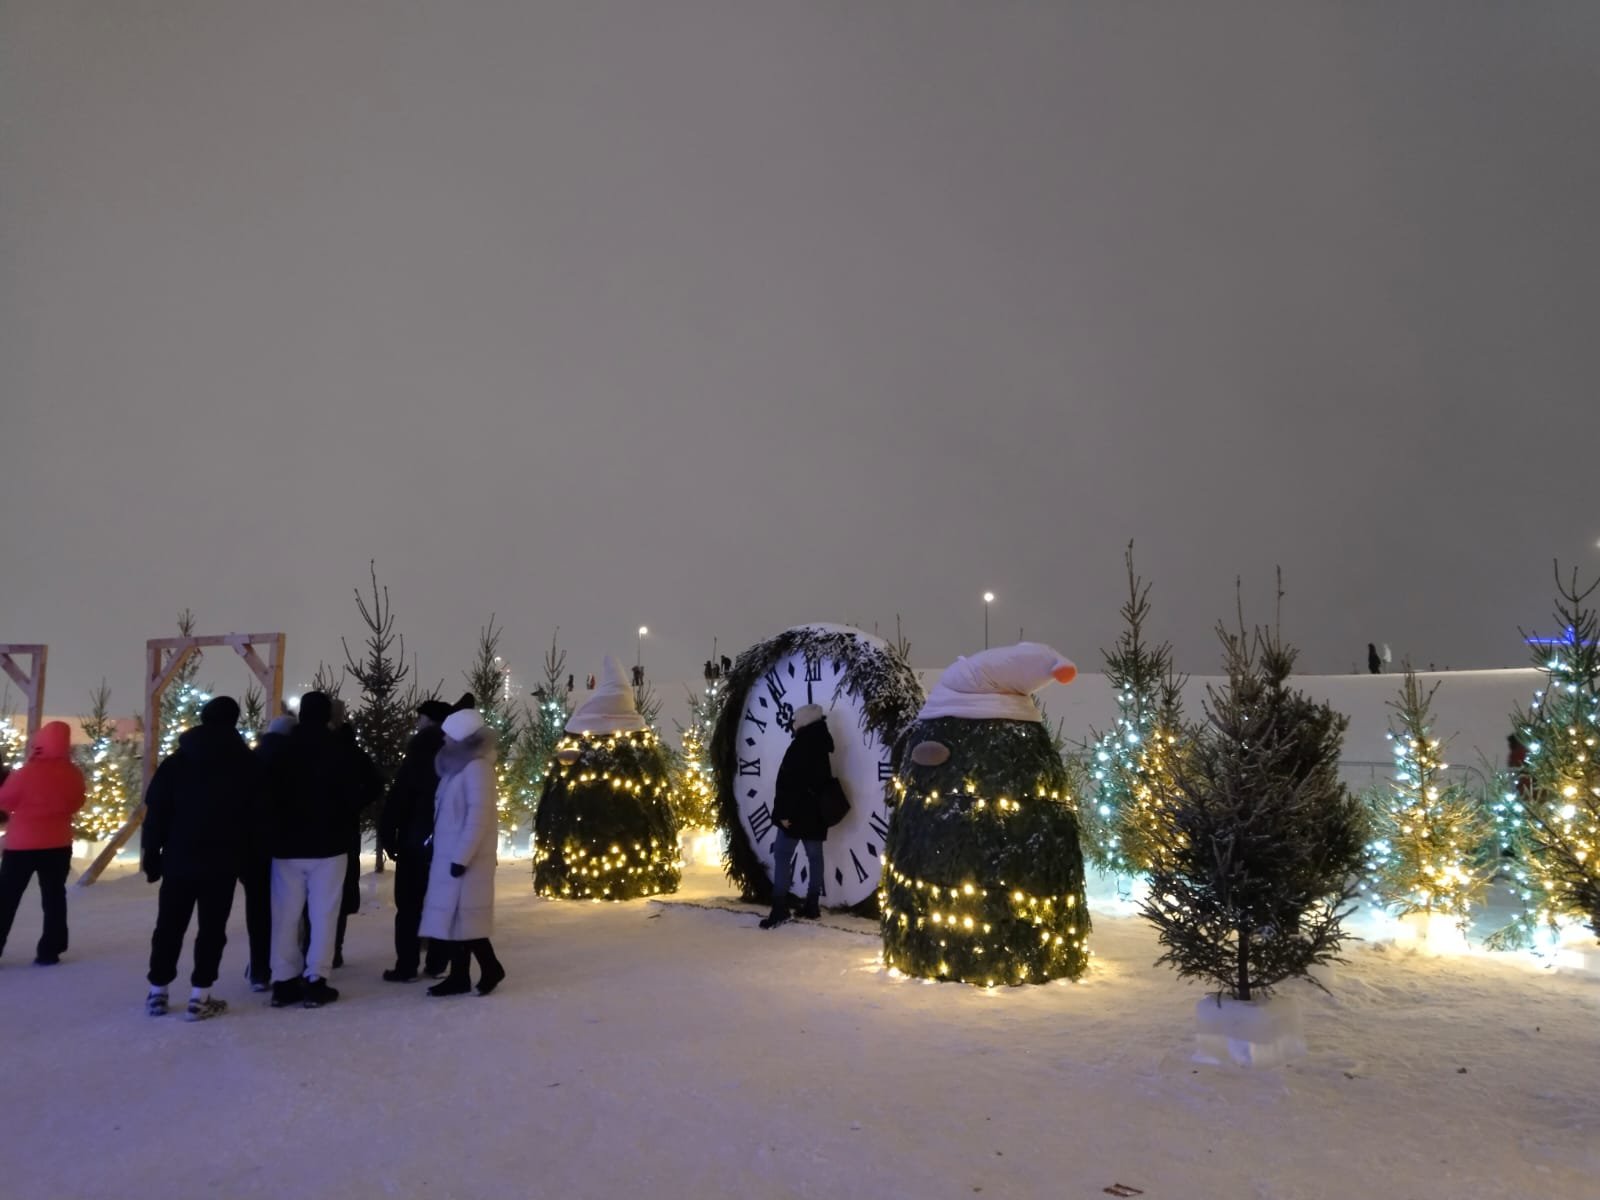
xmin=73 ymin=681 xmax=138 ymax=842
xmin=159 ymin=609 xmax=209 ymax=759
xmin=1142 ymin=593 xmax=1366 ymax=1001
xmin=881 ymin=644 xmax=1090 ymax=986
xmin=1360 ymin=666 xmax=1495 ymax=929
xmin=0 ymin=710 xmax=25 ymax=773
xmin=506 ymin=631 xmax=573 ymax=830
xmin=462 ymin=616 xmax=528 ymax=838
xmin=1085 ymin=545 xmax=1189 ymax=876
xmin=673 ymin=672 xmax=726 ymax=831
xmin=533 ymin=656 xmax=680 ymax=900
xmin=1513 ymin=564 xmax=1600 ymax=936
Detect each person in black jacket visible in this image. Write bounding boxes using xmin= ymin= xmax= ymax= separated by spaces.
xmin=241 ymin=714 xmax=295 ymax=990
xmin=141 ymin=696 xmax=260 ymax=1021
xmin=378 ymin=697 xmax=455 ymax=981
xmin=261 ymin=691 xmax=381 ymax=1009
xmin=760 ymin=704 xmax=835 ymax=929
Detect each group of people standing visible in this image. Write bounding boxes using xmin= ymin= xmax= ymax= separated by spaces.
xmin=0 ymin=688 xmax=505 ymax=1021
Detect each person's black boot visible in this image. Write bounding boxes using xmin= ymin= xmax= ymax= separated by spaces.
xmin=428 ymin=944 xmax=472 ymax=996
xmin=800 ymin=897 xmax=821 ymax=920
xmin=472 ymin=941 xmax=506 ymax=996
xmin=270 ymin=979 xmax=304 ymax=1008
xmin=758 ymin=904 xmax=789 ymax=930
xmin=382 ymin=966 xmax=419 ymax=983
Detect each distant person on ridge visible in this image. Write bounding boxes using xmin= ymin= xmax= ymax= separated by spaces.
xmin=261 ymin=691 xmax=380 ymax=1009
xmin=760 ymin=704 xmax=835 ymax=930
xmin=0 ymin=721 xmax=86 ymax=966
xmin=140 ymin=696 xmax=259 ymax=1020
xmin=378 ymin=693 xmax=474 ymax=982
xmin=1367 ymin=643 xmax=1383 ymax=675
xmin=418 ymin=707 xmax=505 ymax=997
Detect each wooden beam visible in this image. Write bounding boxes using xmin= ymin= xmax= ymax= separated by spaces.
xmin=0 ymin=644 xmax=47 ymax=741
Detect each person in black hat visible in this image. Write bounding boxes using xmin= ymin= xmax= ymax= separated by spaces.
xmin=377 ymin=694 xmax=471 ymax=982
xmin=141 ymin=696 xmax=261 ymax=1020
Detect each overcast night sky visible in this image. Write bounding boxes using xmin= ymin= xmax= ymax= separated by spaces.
xmin=3 ymin=1 xmax=1598 ymax=713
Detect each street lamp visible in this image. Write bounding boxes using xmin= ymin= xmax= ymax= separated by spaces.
xmin=983 ymin=592 xmax=995 ymax=649
xmin=637 ymin=626 xmax=649 ymax=670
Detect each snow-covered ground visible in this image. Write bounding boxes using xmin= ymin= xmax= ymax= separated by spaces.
xmin=1 ymin=859 xmax=1595 ymax=1200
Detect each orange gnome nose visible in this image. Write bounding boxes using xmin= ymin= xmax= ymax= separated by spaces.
xmin=1052 ymin=660 xmax=1078 ymax=684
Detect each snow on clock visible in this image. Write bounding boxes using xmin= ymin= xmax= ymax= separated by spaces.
xmin=711 ymin=624 xmax=923 ymax=912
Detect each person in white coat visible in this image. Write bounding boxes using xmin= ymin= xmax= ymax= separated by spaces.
xmin=418 ymin=708 xmax=505 ymax=997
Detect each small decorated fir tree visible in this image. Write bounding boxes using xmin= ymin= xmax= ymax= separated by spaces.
xmin=74 ymin=681 xmax=138 ymax=842
xmin=881 ymin=644 xmax=1090 ymax=986
xmin=534 ymin=657 xmax=680 ymax=900
xmin=159 ymin=609 xmax=209 ymax=759
xmin=673 ymin=675 xmax=726 ymax=831
xmin=1514 ymin=564 xmax=1600 ymax=936
xmin=1086 ymin=545 xmax=1188 ymax=876
xmin=341 ymin=561 xmax=413 ymax=786
xmin=463 ymin=616 xmax=527 ymax=838
xmin=1142 ymin=592 xmax=1366 ymax=1001
xmin=1361 ymin=667 xmax=1495 ymax=929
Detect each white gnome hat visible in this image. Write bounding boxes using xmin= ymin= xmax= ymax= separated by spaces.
xmin=566 ymin=655 xmax=648 ymax=734
xmin=916 ymin=642 xmax=1077 ymax=723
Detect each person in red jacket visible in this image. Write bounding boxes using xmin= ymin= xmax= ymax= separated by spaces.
xmin=0 ymin=721 xmax=87 ymax=965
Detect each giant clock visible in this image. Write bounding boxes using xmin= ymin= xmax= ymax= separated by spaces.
xmin=711 ymin=624 xmax=923 ymax=912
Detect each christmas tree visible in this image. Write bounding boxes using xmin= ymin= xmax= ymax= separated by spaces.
xmin=1085 ymin=545 xmax=1188 ymax=876
xmin=504 ymin=630 xmax=573 ymax=838
xmin=881 ymin=644 xmax=1090 ymax=987
xmin=534 ymin=656 xmax=680 ymax=900
xmin=159 ymin=609 xmax=210 ymax=759
xmin=0 ymin=704 xmax=25 ymax=772
xmin=1142 ymin=590 xmax=1367 ymax=1000
xmin=1360 ymin=667 xmax=1495 ymax=929
xmin=674 ymin=670 xmax=726 ymax=831
xmin=1513 ymin=564 xmax=1600 ymax=936
xmin=240 ymin=685 xmax=266 ymax=747
xmin=74 ymin=681 xmax=138 ymax=842
xmin=463 ymin=616 xmax=527 ymax=838
xmin=341 ymin=561 xmax=413 ymax=785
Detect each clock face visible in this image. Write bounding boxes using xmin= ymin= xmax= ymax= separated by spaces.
xmin=733 ymin=651 xmax=894 ymax=909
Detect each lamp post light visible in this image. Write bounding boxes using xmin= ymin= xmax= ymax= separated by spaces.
xmin=983 ymin=592 xmax=995 ymax=650
xmin=637 ymin=626 xmax=649 ymax=670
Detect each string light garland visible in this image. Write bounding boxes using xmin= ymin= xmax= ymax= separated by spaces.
xmin=533 ymin=728 xmax=682 ymax=901
xmin=0 ymin=715 xmax=24 ymax=772
xmin=881 ymin=716 xmax=1091 ymax=986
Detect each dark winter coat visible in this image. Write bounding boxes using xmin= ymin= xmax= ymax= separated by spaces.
xmin=141 ymin=724 xmax=262 ymax=881
xmin=378 ymin=724 xmax=446 ymax=858
xmin=260 ymin=721 xmax=382 ymax=860
xmin=772 ymin=710 xmax=836 ymax=843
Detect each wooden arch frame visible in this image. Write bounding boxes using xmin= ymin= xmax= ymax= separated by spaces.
xmin=0 ymin=644 xmax=48 ymax=744
xmin=77 ymin=631 xmax=285 ymax=887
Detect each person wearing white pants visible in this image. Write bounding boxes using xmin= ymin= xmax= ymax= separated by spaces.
xmin=255 ymin=690 xmax=382 ymax=1010
xmin=269 ymin=855 xmax=347 ymax=988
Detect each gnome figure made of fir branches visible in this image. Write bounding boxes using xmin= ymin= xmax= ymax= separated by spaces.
xmin=881 ymin=642 xmax=1091 ymax=986
xmin=532 ymin=655 xmax=681 ymax=900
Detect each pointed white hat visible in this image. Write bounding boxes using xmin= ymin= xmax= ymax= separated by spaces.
xmin=916 ymin=642 xmax=1077 ymax=723
xmin=566 ymin=655 xmax=648 ymax=734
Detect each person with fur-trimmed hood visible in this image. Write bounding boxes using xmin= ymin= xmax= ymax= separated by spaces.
xmin=418 ymin=707 xmax=505 ymax=996
xmin=141 ymin=696 xmax=261 ymax=1020
xmin=378 ymin=692 xmax=474 ymax=982
xmin=760 ymin=703 xmax=835 ymax=929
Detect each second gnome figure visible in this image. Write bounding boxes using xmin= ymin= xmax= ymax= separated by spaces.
xmin=533 ymin=656 xmax=680 ymax=901
xmin=880 ymin=643 xmax=1091 ymax=986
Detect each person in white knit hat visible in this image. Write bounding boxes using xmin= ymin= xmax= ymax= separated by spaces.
xmin=418 ymin=707 xmax=505 ymax=997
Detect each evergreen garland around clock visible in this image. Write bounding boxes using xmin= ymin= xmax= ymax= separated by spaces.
xmin=532 ymin=728 xmax=682 ymax=901
xmin=881 ymin=717 xmax=1091 ymax=986
xmin=711 ymin=626 xmax=923 ymax=910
